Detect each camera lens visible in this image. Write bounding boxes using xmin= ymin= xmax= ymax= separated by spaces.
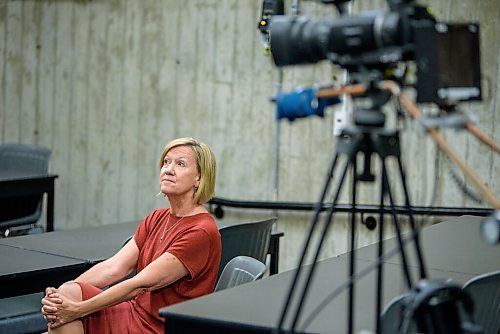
xmin=269 ymin=11 xmax=403 ymax=67
xmin=270 ymin=15 xmax=331 ymax=66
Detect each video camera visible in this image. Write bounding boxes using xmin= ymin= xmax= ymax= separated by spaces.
xmin=267 ymin=0 xmax=482 ymax=105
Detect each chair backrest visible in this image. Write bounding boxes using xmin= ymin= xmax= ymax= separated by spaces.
xmin=0 ymin=143 xmax=51 ymax=173
xmin=380 ymin=293 xmax=415 ymax=334
xmin=214 ymin=255 xmax=266 ymax=292
xmin=463 ymin=270 xmax=500 ymax=334
xmin=217 ymin=217 xmax=276 ymax=279
xmin=0 ymin=143 xmax=51 ymax=230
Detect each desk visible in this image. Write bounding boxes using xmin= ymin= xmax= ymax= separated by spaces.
xmin=0 ymin=221 xmax=283 ymax=270
xmin=0 ymin=169 xmax=58 ymax=232
xmin=0 ymin=245 xmax=86 ymax=298
xmin=0 ymin=221 xmax=284 ymax=298
xmin=339 ymin=215 xmax=498 ymax=276
xmin=0 ymin=221 xmax=139 ymax=265
xmin=0 ymin=222 xmax=138 ymax=298
xmin=160 ymin=258 xmax=475 ymax=334
xmin=159 ymin=216 xmax=499 ymax=334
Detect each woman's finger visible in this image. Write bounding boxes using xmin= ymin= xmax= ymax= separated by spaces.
xmin=42 ymin=296 xmax=62 ymax=306
xmin=41 ymin=304 xmax=57 ymax=314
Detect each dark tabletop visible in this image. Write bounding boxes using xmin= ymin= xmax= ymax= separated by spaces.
xmin=159 ymin=257 xmax=476 ymax=334
xmin=0 ymin=222 xmax=139 ymax=297
xmin=0 ymin=245 xmax=87 ymax=298
xmin=0 ymin=219 xmax=283 ymax=299
xmin=0 ymin=221 xmax=139 ymax=264
xmin=339 ymin=215 xmax=499 ymax=275
xmin=159 ymin=215 xmax=499 ymax=334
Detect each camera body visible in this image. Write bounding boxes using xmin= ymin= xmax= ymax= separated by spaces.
xmin=268 ymin=0 xmax=481 ymax=105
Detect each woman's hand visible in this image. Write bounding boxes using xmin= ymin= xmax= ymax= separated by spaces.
xmin=41 ymin=287 xmax=60 ymax=325
xmin=41 ymin=287 xmax=82 ymax=329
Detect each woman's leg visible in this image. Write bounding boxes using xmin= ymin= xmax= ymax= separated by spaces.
xmin=47 ymin=282 xmax=84 ymax=334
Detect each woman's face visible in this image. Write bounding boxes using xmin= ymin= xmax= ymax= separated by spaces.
xmin=159 ymin=145 xmax=200 ymax=199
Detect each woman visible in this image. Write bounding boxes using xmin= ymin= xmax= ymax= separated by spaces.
xmin=41 ymin=137 xmax=221 ymax=333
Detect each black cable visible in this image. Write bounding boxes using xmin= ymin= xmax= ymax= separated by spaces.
xmin=444 ymin=154 xmax=483 ymax=204
xmin=417 ymin=147 xmax=441 ymax=228
xmin=428 ymin=146 xmax=440 ymax=208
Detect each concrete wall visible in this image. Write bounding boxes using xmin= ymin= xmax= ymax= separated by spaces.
xmin=0 ymin=0 xmax=498 ymax=271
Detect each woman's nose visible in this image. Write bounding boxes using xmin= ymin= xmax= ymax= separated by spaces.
xmin=164 ymin=164 xmax=174 ymax=174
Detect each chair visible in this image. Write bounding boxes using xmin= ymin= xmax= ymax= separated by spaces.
xmin=380 ymin=294 xmax=415 ymax=334
xmin=217 ymin=217 xmax=276 ymax=280
xmin=462 ymin=271 xmax=500 ymax=334
xmin=0 ymin=143 xmax=51 ymax=236
xmin=214 ymin=256 xmax=266 ymax=292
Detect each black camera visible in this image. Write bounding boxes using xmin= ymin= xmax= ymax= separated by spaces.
xmin=268 ymin=0 xmax=482 ymax=104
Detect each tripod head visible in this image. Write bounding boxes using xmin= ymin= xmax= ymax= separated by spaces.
xmin=338 ymin=71 xmax=400 ymax=182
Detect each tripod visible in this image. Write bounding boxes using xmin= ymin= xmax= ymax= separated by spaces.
xmin=275 ymin=88 xmax=428 ymax=334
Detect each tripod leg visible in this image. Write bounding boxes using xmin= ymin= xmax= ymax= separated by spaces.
xmin=375 ymin=166 xmax=386 ymax=334
xmin=276 ymin=153 xmax=340 ymax=332
xmin=374 ymin=158 xmax=414 ymax=333
xmin=396 ymin=157 xmax=428 ymax=279
xmin=348 ymin=157 xmax=358 ymax=334
xmin=289 ymin=156 xmax=353 ymax=332
xmin=382 ymin=159 xmax=413 ymax=289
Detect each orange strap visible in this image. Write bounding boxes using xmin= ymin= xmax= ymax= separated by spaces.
xmin=465 ymin=123 xmax=500 ymax=154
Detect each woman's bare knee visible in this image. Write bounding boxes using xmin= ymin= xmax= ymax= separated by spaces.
xmin=56 ymin=282 xmax=82 ymax=301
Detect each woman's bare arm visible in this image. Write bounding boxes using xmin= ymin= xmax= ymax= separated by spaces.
xmin=74 ymin=237 xmax=139 ymax=288
xmin=44 ymin=250 xmax=189 ymax=328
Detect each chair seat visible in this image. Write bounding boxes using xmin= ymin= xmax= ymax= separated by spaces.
xmin=215 ymin=256 xmax=267 ymax=292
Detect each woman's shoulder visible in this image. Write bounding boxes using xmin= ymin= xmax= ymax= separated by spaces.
xmin=140 ymin=208 xmax=171 ymax=229
xmin=192 ymin=211 xmax=215 ymax=224
xmin=189 ymin=212 xmax=218 ymax=232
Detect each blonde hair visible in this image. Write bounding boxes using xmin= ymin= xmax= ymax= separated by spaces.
xmin=159 ymin=137 xmax=216 ymax=205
